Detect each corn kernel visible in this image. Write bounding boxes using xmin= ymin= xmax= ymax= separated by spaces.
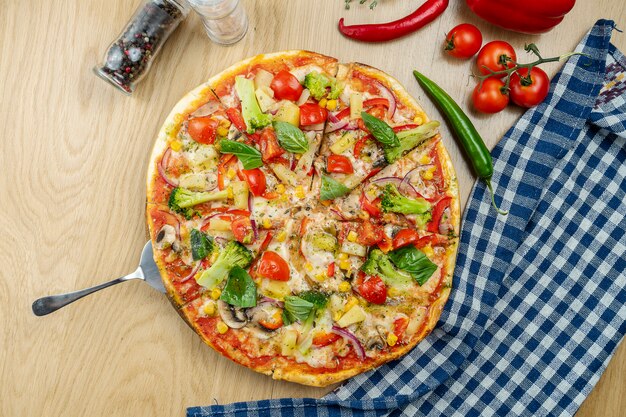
xmin=347 ymin=231 xmax=358 ymax=242
xmin=413 ymin=116 xmax=423 ymax=125
xmin=276 ymin=231 xmax=287 ymax=242
xmin=279 ymin=194 xmax=289 ymax=203
xmin=321 ymin=200 xmax=331 ymax=207
xmin=357 ymin=210 xmax=370 ymax=221
xmin=276 ymin=184 xmax=286 ymax=194
xmin=387 ymin=287 xmax=401 ymax=297
xmin=170 ymin=140 xmax=183 ymax=152
xmin=262 ymin=218 xmax=272 ymax=228
xmin=226 ymin=168 xmax=237 ymax=179
xmin=361 ymin=155 xmax=372 ymax=163
xmin=338 ymin=281 xmax=351 ymax=292
xmin=339 ymin=260 xmax=351 ymax=270
xmin=422 ymin=245 xmax=434 ymax=258
xmin=203 ymin=302 xmax=216 ymax=316
xmin=315 ymin=273 xmax=327 ymax=282
xmin=319 ymin=98 xmax=328 ymax=108
xmin=295 ymin=185 xmax=305 ymax=199
xmin=359 ymin=298 xmax=368 ymax=307
xmin=210 ymin=288 xmax=221 ymax=300
xmin=344 ymin=296 xmax=358 ymax=312
xmin=305 ymin=262 xmax=313 ymax=272
xmin=387 ymin=333 xmax=398 ymax=346
xmin=227 ymin=186 xmax=234 ymax=198
xmin=217 ymin=321 xmax=229 ymax=334
xmin=326 ymin=99 xmax=338 ymax=111
xmin=421 ymin=168 xmax=435 ymax=181
xmin=419 ymin=154 xmax=431 ymax=165
xmin=219 ymin=118 xmax=232 ymax=128
xmin=338 ymin=252 xmax=349 ymax=260
xmin=333 ymin=311 xmax=343 ymax=322
xmin=217 ymin=126 xmax=229 ymax=137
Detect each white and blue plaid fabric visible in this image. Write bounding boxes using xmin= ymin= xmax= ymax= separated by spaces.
xmin=188 ymin=20 xmax=626 ymax=417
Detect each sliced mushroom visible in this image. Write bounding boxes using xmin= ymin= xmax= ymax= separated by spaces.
xmin=362 ymin=326 xmax=385 ymax=351
xmin=155 ymin=225 xmax=176 ymax=250
xmin=217 ymin=300 xmax=247 ymax=329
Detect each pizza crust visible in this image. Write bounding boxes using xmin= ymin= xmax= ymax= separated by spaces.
xmin=146 ymin=50 xmax=461 ymax=387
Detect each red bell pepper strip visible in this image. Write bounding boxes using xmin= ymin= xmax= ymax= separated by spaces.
xmin=466 ymin=0 xmax=575 ymax=34
xmin=360 ymin=193 xmax=381 ymax=218
xmin=327 ymin=262 xmax=335 ymax=278
xmin=258 ymin=231 xmax=273 ymax=253
xmin=353 ymin=135 xmax=371 ymax=158
xmin=428 ymin=197 xmax=451 ymax=234
xmin=338 ymin=0 xmax=449 ymax=43
xmin=226 ymin=108 xmax=247 ymax=132
xmin=335 ymin=107 xmax=351 ymax=120
xmin=363 ymin=98 xmax=389 ymax=108
xmin=393 ymin=124 xmax=419 ymax=133
xmin=217 ymin=154 xmax=236 ymax=190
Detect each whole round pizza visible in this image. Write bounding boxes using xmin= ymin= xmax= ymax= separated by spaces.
xmin=146 ymin=51 xmax=460 ymax=387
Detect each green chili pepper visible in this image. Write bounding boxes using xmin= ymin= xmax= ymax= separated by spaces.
xmin=413 ymin=70 xmax=508 ymax=215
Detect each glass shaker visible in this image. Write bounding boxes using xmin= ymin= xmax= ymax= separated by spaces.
xmin=94 ymin=0 xmax=190 ymax=94
xmin=186 ymin=0 xmax=248 ymax=45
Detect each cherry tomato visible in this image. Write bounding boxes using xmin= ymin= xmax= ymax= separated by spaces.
xmin=327 ymin=155 xmax=354 ymax=174
xmin=225 ymin=108 xmax=246 ymax=132
xmin=231 ymin=216 xmax=255 ymax=244
xmin=258 ymin=128 xmax=285 ymax=162
xmin=357 ymin=273 xmax=387 ymax=305
xmin=187 ymin=117 xmax=218 ymax=144
xmin=270 ymin=70 xmax=303 ymax=101
xmin=393 ymin=229 xmax=421 ymax=249
xmin=300 ymin=103 xmax=328 ymax=126
xmin=366 ymin=105 xmax=386 ymax=120
xmin=355 ymin=221 xmax=383 ymax=246
xmin=241 ymin=168 xmax=267 ymax=196
xmin=472 ymin=78 xmax=509 ymax=114
xmin=509 ymin=67 xmax=550 ymax=108
xmin=476 ymin=41 xmax=517 ymax=77
xmin=444 ymin=23 xmax=483 ymax=59
xmin=312 ymin=332 xmax=341 ymax=347
xmin=257 ymin=251 xmax=290 ymax=281
xmin=360 ymin=194 xmax=381 ymax=218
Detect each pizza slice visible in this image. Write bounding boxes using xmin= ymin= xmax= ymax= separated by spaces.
xmin=313 ymin=63 xmax=440 ymax=203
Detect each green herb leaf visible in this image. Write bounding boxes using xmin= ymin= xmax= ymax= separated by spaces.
xmin=273 ymin=121 xmax=309 ymax=153
xmin=220 ymin=140 xmax=263 ymax=169
xmin=219 ymin=266 xmax=257 ymax=308
xmin=298 ymin=290 xmax=328 ymax=309
xmin=320 ymin=174 xmax=350 ymax=201
xmin=361 ymin=111 xmax=400 ymax=148
xmin=190 ymin=229 xmax=214 ymax=261
xmin=283 ymin=296 xmax=315 ymax=325
xmin=388 ymin=245 xmax=437 ymax=286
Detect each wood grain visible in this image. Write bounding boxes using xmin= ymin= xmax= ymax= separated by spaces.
xmin=1 ymin=1 xmax=624 ymax=416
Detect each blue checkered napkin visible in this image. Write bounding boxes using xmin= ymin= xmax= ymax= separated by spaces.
xmin=188 ymin=20 xmax=626 ymax=417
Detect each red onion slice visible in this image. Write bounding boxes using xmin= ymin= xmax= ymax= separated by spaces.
xmin=247 ymin=193 xmax=254 ymax=213
xmin=180 ymin=262 xmax=201 ymax=283
xmin=400 ymin=168 xmax=423 ymax=199
xmin=259 ymin=296 xmax=285 ymax=308
xmin=325 ymin=119 xmax=349 ymax=133
xmin=250 ymin=219 xmax=259 ymax=241
xmin=330 ymin=208 xmax=347 ymax=220
xmin=214 ymin=236 xmax=229 ymax=245
xmin=158 ymin=148 xmax=179 ymax=187
xmin=371 ymin=177 xmax=403 ymax=187
xmin=331 ymin=326 xmax=365 ymax=360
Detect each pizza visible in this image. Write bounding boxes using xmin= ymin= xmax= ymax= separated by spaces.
xmin=146 ymin=51 xmax=460 ymax=387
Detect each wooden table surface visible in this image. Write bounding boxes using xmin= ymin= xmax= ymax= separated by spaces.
xmin=2 ymin=1 xmax=625 ymax=416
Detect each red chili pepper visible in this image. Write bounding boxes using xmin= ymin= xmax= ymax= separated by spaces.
xmin=466 ymin=0 xmax=575 ymax=34
xmin=428 ymin=197 xmax=451 ymax=234
xmin=338 ymin=0 xmax=449 ymax=43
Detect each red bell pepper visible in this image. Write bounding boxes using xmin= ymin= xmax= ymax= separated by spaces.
xmin=466 ymin=0 xmax=576 ymax=34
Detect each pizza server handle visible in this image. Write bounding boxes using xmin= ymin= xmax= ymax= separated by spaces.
xmin=32 ymin=241 xmax=165 ymax=316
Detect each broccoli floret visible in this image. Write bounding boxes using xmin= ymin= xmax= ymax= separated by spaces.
xmin=381 ymin=184 xmax=431 ymax=216
xmin=235 ymin=76 xmax=271 ymax=133
xmin=196 ymin=241 xmax=254 ymax=289
xmin=384 ymin=121 xmax=440 ymax=163
xmin=303 ymin=71 xmax=343 ymax=101
xmin=168 ymin=187 xmax=230 ymax=219
xmin=361 ymin=249 xmax=413 ymax=288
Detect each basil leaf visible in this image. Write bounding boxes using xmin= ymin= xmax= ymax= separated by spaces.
xmin=220 ymin=140 xmax=263 ymax=169
xmin=299 ymin=290 xmax=328 ymax=309
xmin=388 ymin=245 xmax=438 ymax=286
xmin=283 ymin=296 xmax=315 ymax=324
xmin=219 ymin=265 xmax=257 ymax=308
xmin=190 ymin=229 xmax=214 ymax=261
xmin=361 ymin=111 xmax=400 ymax=148
xmin=320 ymin=175 xmax=350 ymax=201
xmin=273 ymin=121 xmax=309 ymax=153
